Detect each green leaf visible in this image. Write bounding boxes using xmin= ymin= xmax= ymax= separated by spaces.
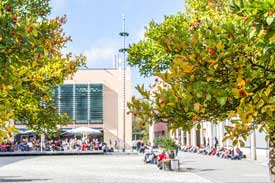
xmin=206 ymin=94 xmax=211 ymax=101
xmin=249 ymin=29 xmax=256 ymax=38
xmin=267 ymin=16 xmax=274 ymax=25
xmin=265 ymin=135 xmax=270 ymax=141
xmin=233 ymin=139 xmax=238 ymax=146
xmin=218 ymin=97 xmax=227 ymax=106
xmin=36 ymin=47 xmax=44 ymax=54
xmin=257 ymin=99 xmax=264 ymax=109
xmin=239 ymin=140 xmax=245 ymax=147
xmin=0 ymin=44 xmax=6 ymax=49
xmin=197 ymin=123 xmax=201 ymax=130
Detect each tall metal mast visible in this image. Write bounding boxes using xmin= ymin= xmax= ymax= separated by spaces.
xmin=119 ymin=14 xmax=129 ymax=152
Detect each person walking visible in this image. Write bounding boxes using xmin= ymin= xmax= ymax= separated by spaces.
xmin=214 ymin=137 xmax=219 ymax=149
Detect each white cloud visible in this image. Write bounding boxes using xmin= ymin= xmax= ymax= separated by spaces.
xmin=82 ymin=28 xmax=146 ymax=69
xmin=83 ymin=39 xmax=120 ymax=68
xmin=135 ymin=28 xmax=145 ymax=41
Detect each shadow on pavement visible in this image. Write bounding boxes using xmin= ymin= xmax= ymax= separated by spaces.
xmin=180 ymin=160 xmax=196 ymax=163
xmin=0 ymin=176 xmax=50 ymax=182
xmin=179 ymin=167 xmax=218 ymax=172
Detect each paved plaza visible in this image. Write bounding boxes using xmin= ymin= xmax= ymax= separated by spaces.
xmin=0 ymin=152 xmax=269 ymax=183
xmin=178 ymin=152 xmax=269 ymax=183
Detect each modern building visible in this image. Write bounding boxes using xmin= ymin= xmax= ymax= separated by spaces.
xmin=16 ymin=68 xmax=132 ymax=149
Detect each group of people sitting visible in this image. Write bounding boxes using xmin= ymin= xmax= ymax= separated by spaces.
xmin=182 ymin=145 xmax=246 ymax=160
xmin=143 ymin=146 xmax=176 ymax=170
xmin=0 ymin=137 xmax=114 ymax=152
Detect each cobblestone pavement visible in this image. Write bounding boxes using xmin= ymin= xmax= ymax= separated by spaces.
xmin=0 ymin=154 xmax=210 ymax=183
xmin=178 ymin=151 xmax=269 ymax=183
xmin=0 ymin=152 xmax=269 ymax=183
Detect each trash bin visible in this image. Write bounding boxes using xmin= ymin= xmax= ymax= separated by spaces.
xmin=171 ymin=159 xmax=180 ymax=171
xmin=163 ymin=160 xmax=171 ymax=171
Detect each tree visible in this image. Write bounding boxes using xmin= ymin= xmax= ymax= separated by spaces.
xmin=155 ymin=136 xmax=177 ymax=153
xmin=127 ymin=0 xmax=275 ymax=181
xmin=0 ymin=0 xmax=85 ymax=141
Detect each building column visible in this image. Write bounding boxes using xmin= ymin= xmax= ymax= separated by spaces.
xmin=219 ymin=122 xmax=224 ymax=147
xmin=186 ymin=131 xmax=190 ymax=146
xmin=149 ymin=122 xmax=155 ymax=146
xmin=181 ymin=129 xmax=184 ymax=145
xmin=175 ymin=128 xmax=180 ymax=142
xmin=226 ymin=119 xmax=230 ymax=148
xmin=41 ymin=134 xmax=45 ymax=152
xmin=192 ymin=127 xmax=197 ymax=146
xmin=200 ymin=124 xmax=203 ymax=147
xmin=251 ymin=129 xmax=257 ymax=160
xmin=208 ymin=122 xmax=213 ymax=147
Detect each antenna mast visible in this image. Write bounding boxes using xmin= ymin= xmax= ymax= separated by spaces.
xmin=119 ymin=14 xmax=129 ymax=152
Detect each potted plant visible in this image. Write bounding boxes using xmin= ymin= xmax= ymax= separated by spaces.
xmin=155 ymin=136 xmax=177 ymax=171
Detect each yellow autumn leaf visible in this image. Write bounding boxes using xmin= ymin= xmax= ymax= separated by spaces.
xmin=216 ymin=41 xmax=224 ymax=51
xmin=243 ymin=124 xmax=249 ymax=130
xmin=232 ymin=88 xmax=239 ymax=94
xmin=208 ymin=59 xmax=218 ymax=64
xmin=253 ymin=111 xmax=258 ymax=117
xmin=32 ymin=61 xmax=38 ymax=68
xmin=247 ymin=115 xmax=253 ymax=123
xmin=228 ymin=111 xmax=237 ymax=117
xmin=184 ymin=65 xmax=194 ymax=73
xmin=173 ymin=56 xmax=184 ymax=64
xmin=194 ymin=103 xmax=201 ymax=112
xmin=237 ymin=78 xmax=246 ymax=87
xmin=265 ymin=87 xmax=271 ymax=97
xmin=33 ymin=29 xmax=38 ymax=37
xmin=207 ymin=77 xmax=212 ymax=82
xmin=240 ymin=112 xmax=247 ymax=122
xmin=224 ymin=59 xmax=232 ymax=64
xmin=192 ymin=34 xmax=198 ymax=45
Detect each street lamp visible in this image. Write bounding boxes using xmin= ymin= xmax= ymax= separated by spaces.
xmin=119 ymin=14 xmax=129 ymax=152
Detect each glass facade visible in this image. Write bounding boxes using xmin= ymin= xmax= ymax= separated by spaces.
xmin=54 ymin=84 xmax=103 ymax=124
xmin=60 ymin=85 xmax=74 ymax=118
xmin=75 ymin=84 xmax=88 ymax=123
xmin=89 ymin=85 xmax=104 ymax=123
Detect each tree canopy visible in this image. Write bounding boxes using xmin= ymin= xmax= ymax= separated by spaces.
xmin=127 ymin=0 xmax=275 ymax=181
xmin=0 ymin=0 xmax=85 ymax=140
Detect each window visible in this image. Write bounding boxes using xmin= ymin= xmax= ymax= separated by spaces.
xmin=75 ymin=84 xmax=88 ymax=123
xmin=54 ymin=84 xmax=103 ymax=124
xmin=60 ymin=85 xmax=73 ymax=118
xmin=90 ymin=84 xmax=103 ymax=123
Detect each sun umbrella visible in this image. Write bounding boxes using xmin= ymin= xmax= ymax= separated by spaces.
xmin=19 ymin=129 xmax=35 ymax=134
xmin=66 ymin=127 xmax=101 ymax=135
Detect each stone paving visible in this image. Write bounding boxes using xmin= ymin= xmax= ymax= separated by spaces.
xmin=0 ymin=154 xmax=210 ymax=183
xmin=0 ymin=152 xmax=269 ymax=183
xmin=178 ymin=151 xmax=269 ymax=183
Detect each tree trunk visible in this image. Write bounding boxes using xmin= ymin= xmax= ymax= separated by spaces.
xmin=269 ymin=131 xmax=275 ymax=183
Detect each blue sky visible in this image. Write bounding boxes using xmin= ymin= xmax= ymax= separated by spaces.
xmin=50 ymin=0 xmax=184 ymax=95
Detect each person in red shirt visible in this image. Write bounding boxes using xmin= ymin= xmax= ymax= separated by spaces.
xmin=157 ymin=151 xmax=167 ymax=169
xmin=82 ymin=143 xmax=87 ymax=151
xmin=1 ymin=143 xmax=7 ymax=152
